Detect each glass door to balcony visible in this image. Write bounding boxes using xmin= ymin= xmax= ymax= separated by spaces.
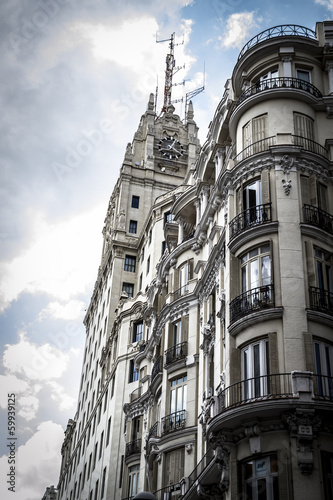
xmin=242 ymin=340 xmax=269 ymax=400
xmin=243 ymin=180 xmax=262 ymax=226
xmin=314 ymin=341 xmax=333 ymax=398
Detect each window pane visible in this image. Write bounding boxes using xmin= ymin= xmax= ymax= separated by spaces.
xmin=250 ymin=260 xmax=259 ymax=288
xmin=261 ymin=256 xmax=271 ymax=285
xmin=257 ymin=478 xmax=267 ymax=500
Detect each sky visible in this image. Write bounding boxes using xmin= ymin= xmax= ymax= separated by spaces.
xmin=0 ymin=0 xmax=332 ymax=499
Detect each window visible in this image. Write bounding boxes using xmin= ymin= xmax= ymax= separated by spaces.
xmin=242 ymin=455 xmax=279 ymax=500
xmin=296 ymin=69 xmax=311 ymax=90
xmin=314 ymin=340 xmax=333 ymax=398
xmin=128 ymin=464 xmax=140 ymax=499
xmin=106 ymin=417 xmax=111 ymax=447
xmin=315 ymin=248 xmax=333 ymax=293
xmin=162 ymin=240 xmax=166 ymax=255
xmin=124 ymin=255 xmax=136 ymax=272
xmin=101 ymin=467 xmax=107 ymax=499
xmin=129 ymin=359 xmax=139 ymax=383
xmin=242 ymin=339 xmax=269 ymax=399
xmin=243 ymin=114 xmax=268 ymax=154
xmin=129 ymin=220 xmax=137 ymax=234
xmin=122 ymin=282 xmax=134 ymax=298
xmin=179 ymin=262 xmax=190 ymax=294
xmin=133 ymin=321 xmax=143 ymax=342
xmin=170 ymin=375 xmax=187 ymax=414
xmin=141 ymin=246 xmax=145 ymax=262
xmin=294 ymin=112 xmax=314 ymax=141
xmin=243 ymin=179 xmax=262 ymax=212
xmin=99 ymin=431 xmax=104 ymax=460
xmin=322 ymin=451 xmax=333 ymax=499
xmin=131 ymin=195 xmax=140 ymax=208
xmin=165 ymin=449 xmax=185 ymax=487
xmin=94 ymin=480 xmax=99 ymax=500
xmin=241 ymin=245 xmax=271 ymax=293
xmin=164 ymin=211 xmax=173 ymax=227
xmin=139 ymin=273 xmax=143 ymax=291
xmin=148 ymin=229 xmax=152 ymax=244
xmin=146 ymin=256 xmax=150 ymax=274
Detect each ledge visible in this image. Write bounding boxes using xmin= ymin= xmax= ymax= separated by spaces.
xmin=228 ymin=307 xmax=284 ymax=336
xmin=228 ymin=221 xmax=279 ymax=253
xmin=306 ymin=308 xmax=333 ymax=328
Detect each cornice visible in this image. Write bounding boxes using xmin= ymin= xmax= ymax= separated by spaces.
xmin=228 ymin=307 xmax=284 ymax=336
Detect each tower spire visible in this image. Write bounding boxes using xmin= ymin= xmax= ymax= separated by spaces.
xmin=156 ymin=32 xmax=184 ymax=114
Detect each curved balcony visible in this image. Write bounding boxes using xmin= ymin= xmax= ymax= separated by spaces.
xmin=153 ymin=483 xmax=181 ymax=500
xmin=161 ymin=409 xmax=186 ymax=435
xmin=151 ymin=356 xmax=162 ymax=382
xmin=309 ymin=286 xmax=333 ymax=316
xmin=230 ymin=284 xmax=275 ymax=323
xmin=235 ymin=77 xmax=322 ymax=108
xmin=303 ymin=204 xmax=333 ymax=235
xmin=229 ymin=203 xmax=272 ymax=240
xmin=164 ymin=341 xmax=188 ymax=366
xmin=218 ymin=373 xmax=293 ymax=411
xmin=125 ymin=438 xmax=141 ymax=458
xmin=237 ymin=25 xmax=317 ymax=61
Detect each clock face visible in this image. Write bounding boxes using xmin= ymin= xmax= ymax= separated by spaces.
xmin=158 ymin=135 xmax=184 ymax=159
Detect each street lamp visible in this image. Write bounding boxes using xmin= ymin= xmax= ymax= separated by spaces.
xmin=133 ymin=493 xmax=158 ymax=500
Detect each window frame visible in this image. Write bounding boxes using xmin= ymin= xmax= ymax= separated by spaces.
xmin=129 ymin=220 xmax=137 ymax=234
xmin=124 ymin=255 xmax=136 ymax=273
xmin=131 ymin=195 xmax=140 ymax=209
xmin=122 ymin=282 xmax=134 ymax=298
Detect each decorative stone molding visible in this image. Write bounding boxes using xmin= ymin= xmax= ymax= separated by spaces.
xmin=285 ymin=409 xmax=321 ymax=475
xmin=200 ymin=323 xmax=215 ymax=355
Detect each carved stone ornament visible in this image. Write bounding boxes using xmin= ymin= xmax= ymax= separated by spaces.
xmin=285 ymin=409 xmax=321 ymax=475
xmin=281 ymin=154 xmax=293 ymax=195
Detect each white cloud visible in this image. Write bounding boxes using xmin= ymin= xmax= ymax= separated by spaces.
xmin=315 ymin=0 xmax=333 ymax=10
xmin=47 ymin=380 xmax=76 ymax=411
xmin=39 ymin=299 xmax=85 ymax=320
xmin=3 ymin=332 xmax=72 ymax=381
xmin=0 ymin=421 xmax=64 ymax=500
xmin=0 ymin=374 xmax=29 ymax=409
xmin=0 ymin=205 xmax=104 ymax=312
xmin=221 ymin=12 xmax=259 ymax=49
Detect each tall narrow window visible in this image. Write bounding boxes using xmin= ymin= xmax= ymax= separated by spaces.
xmin=122 ymin=282 xmax=134 ymax=298
xmin=315 ymin=248 xmax=333 ymax=293
xmin=242 ymin=114 xmax=268 ymax=156
xmin=242 ymin=339 xmax=269 ymax=399
xmin=101 ymin=467 xmax=107 ymax=499
xmin=241 ymin=245 xmax=271 ymax=294
xmin=170 ymin=375 xmax=187 ymax=414
xmin=124 ymin=255 xmax=136 ymax=272
xmin=131 ymin=195 xmax=140 ymax=208
xmin=129 ymin=359 xmax=139 ymax=383
xmin=129 ymin=220 xmax=137 ymax=234
xmin=294 ymin=112 xmax=314 ymax=142
xmin=314 ymin=340 xmax=333 ymax=398
xmin=106 ymin=417 xmax=111 ymax=447
xmin=179 ymin=262 xmax=190 ymax=294
xmin=128 ymin=464 xmax=140 ymax=498
xmin=133 ymin=321 xmax=143 ymax=342
xmin=165 ymin=449 xmax=185 ymax=487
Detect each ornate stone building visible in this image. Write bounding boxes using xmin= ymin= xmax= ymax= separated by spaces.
xmin=56 ymin=21 xmax=333 ymax=500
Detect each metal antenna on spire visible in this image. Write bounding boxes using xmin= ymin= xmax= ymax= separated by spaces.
xmin=156 ymin=32 xmax=184 ymax=114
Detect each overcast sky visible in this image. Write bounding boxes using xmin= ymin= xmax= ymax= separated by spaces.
xmin=1 ymin=1 xmax=332 ymax=499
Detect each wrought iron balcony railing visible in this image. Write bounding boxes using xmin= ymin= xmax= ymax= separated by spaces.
xmin=293 ymin=135 xmax=329 ymax=158
xmin=151 ymin=355 xmax=163 ymax=382
xmin=309 ymin=286 xmax=333 ymax=316
xmin=165 ymin=341 xmax=188 ymax=366
xmin=153 ymin=483 xmax=181 ymax=500
xmin=237 ymin=25 xmax=317 ymax=61
xmin=218 ymin=373 xmax=293 ymax=411
xmin=303 ymin=204 xmax=333 ymax=235
xmin=148 ymin=421 xmax=159 ymax=440
xmin=125 ymin=438 xmax=141 ymax=458
xmin=230 ymin=284 xmax=275 ymax=323
xmin=313 ymin=374 xmax=333 ymax=400
xmin=173 ymin=284 xmax=190 ymax=300
xmin=161 ymin=409 xmax=186 ymax=435
xmin=234 ymin=136 xmax=276 ymax=163
xmin=236 ymin=77 xmax=322 ymax=108
xmin=229 ymin=203 xmax=272 ymax=239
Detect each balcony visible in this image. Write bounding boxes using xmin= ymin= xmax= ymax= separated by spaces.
xmin=237 ymin=25 xmax=317 ymax=61
xmin=313 ymin=374 xmax=333 ymax=400
xmin=309 ymin=286 xmax=333 ymax=316
xmin=161 ymin=409 xmax=186 ymax=435
xmin=153 ymin=483 xmax=181 ymax=500
xmin=235 ymin=77 xmax=322 ymax=108
xmin=129 ymin=386 xmax=142 ymax=403
xmin=234 ymin=136 xmax=276 ymax=163
xmin=151 ymin=356 xmax=163 ymax=382
xmin=303 ymin=204 xmax=333 ymax=235
xmin=125 ymin=438 xmax=141 ymax=458
xmin=164 ymin=341 xmax=188 ymax=366
xmin=229 ymin=203 xmax=272 ymax=240
xmin=218 ymin=373 xmax=293 ymax=411
xmin=230 ymin=284 xmax=275 ymax=323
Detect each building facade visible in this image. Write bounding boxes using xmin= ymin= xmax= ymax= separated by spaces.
xmin=56 ymin=21 xmax=333 ymax=500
